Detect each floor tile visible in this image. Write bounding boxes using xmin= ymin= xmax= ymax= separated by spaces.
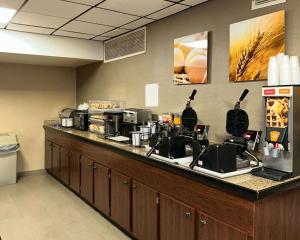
xmin=0 ymin=174 xmax=131 ymax=240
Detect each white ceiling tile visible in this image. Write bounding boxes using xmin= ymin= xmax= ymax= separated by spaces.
xmin=180 ymin=0 xmax=208 ymax=6
xmin=122 ymin=18 xmax=154 ymax=30
xmin=0 ymin=0 xmax=25 ymax=10
xmin=99 ymin=0 xmax=173 ymax=16
xmin=61 ymin=20 xmax=114 ymax=35
xmin=93 ymin=35 xmax=110 ymax=41
xmin=101 ymin=28 xmax=128 ymax=37
xmin=78 ymin=7 xmax=139 ymax=27
xmin=7 ymin=23 xmax=53 ymax=34
xmin=54 ymin=30 xmax=94 ymax=39
xmin=147 ymin=4 xmax=189 ymax=20
xmin=22 ymin=0 xmax=90 ymax=19
xmin=12 ymin=11 xmax=69 ymax=28
xmin=63 ymin=0 xmax=103 ymax=6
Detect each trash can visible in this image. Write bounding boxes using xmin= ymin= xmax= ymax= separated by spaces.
xmin=0 ymin=133 xmax=19 ymax=186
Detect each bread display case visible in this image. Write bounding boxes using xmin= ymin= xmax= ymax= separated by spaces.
xmin=88 ymin=100 xmax=125 ymax=136
xmin=89 ymin=113 xmax=106 ymax=135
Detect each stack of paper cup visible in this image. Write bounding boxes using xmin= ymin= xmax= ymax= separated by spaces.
xmin=280 ymin=55 xmax=291 ymax=85
xmin=268 ymin=53 xmax=300 ymax=86
xmin=277 ymin=53 xmax=285 ymax=65
xmin=290 ymin=56 xmax=300 ymax=85
xmin=268 ymin=56 xmax=280 ymax=86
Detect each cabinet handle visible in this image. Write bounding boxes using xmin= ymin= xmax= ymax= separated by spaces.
xmin=123 ymin=180 xmax=129 ymax=185
xmin=93 ymin=166 xmax=97 ymax=170
xmin=185 ymin=212 xmax=192 ymax=217
xmin=199 ymin=219 xmax=207 ymax=225
xmin=132 ymin=184 xmax=137 ymax=189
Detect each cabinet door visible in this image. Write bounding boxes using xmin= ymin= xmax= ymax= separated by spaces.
xmin=132 ymin=181 xmax=158 ymax=240
xmin=52 ymin=143 xmax=60 ymax=178
xmin=111 ymin=171 xmax=131 ymax=231
xmin=160 ymin=194 xmax=195 ymax=240
xmin=69 ymin=151 xmax=81 ymax=194
xmin=197 ymin=212 xmax=247 ymax=240
xmin=94 ymin=163 xmax=110 ymax=216
xmin=80 ymin=156 xmax=94 ymax=203
xmin=45 ymin=140 xmax=52 ymax=172
xmin=60 ymin=147 xmax=70 ymax=186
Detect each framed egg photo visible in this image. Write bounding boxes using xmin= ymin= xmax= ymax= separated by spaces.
xmin=174 ymin=31 xmax=208 ymax=85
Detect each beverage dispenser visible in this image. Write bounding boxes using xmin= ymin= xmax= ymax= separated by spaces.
xmin=252 ymin=86 xmax=300 ymax=180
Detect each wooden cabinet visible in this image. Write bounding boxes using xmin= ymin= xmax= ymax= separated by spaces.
xmin=160 ymin=193 xmax=195 ymax=240
xmin=197 ymin=212 xmax=247 ymax=240
xmin=69 ymin=151 xmax=81 ymax=194
xmin=60 ymin=147 xmax=70 ymax=186
xmin=45 ymin=140 xmax=52 ymax=172
xmin=80 ymin=156 xmax=94 ymax=203
xmin=132 ymin=181 xmax=158 ymax=240
xmin=111 ymin=171 xmax=131 ymax=232
xmin=94 ymin=163 xmax=110 ymax=216
xmin=52 ymin=143 xmax=60 ymax=178
xmin=45 ymin=127 xmax=300 ymax=240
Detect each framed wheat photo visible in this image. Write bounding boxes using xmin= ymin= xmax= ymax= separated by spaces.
xmin=174 ymin=32 xmax=208 ymax=85
xmin=229 ymin=11 xmax=285 ymax=82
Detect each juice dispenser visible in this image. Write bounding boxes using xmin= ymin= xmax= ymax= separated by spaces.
xmin=252 ymin=86 xmax=300 ymax=181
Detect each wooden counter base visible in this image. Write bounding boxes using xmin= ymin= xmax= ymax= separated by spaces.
xmin=45 ymin=126 xmax=300 ymax=240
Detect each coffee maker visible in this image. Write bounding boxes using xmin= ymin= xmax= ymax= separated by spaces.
xmin=252 ymin=86 xmax=300 ymax=180
xmin=104 ymin=112 xmax=123 ymax=137
xmin=122 ymin=108 xmax=152 ymax=137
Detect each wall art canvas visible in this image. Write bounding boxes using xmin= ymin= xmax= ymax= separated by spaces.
xmin=174 ymin=32 xmax=208 ymax=85
xmin=229 ymin=11 xmax=285 ymax=82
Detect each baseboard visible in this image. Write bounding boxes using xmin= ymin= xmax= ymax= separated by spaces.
xmin=17 ymin=169 xmax=47 ymax=177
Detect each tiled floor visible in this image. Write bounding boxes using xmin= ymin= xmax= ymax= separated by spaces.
xmin=0 ymin=174 xmax=131 ymax=240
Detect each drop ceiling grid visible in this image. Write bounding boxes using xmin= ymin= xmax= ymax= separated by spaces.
xmin=2 ymin=0 xmax=208 ymax=41
xmin=98 ymin=0 xmax=174 ymax=16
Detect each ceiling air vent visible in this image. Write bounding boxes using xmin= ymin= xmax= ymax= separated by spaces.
xmin=104 ymin=27 xmax=146 ymax=63
xmin=252 ymin=0 xmax=286 ymax=10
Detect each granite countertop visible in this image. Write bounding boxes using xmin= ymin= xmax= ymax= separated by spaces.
xmin=44 ymin=123 xmax=300 ymax=199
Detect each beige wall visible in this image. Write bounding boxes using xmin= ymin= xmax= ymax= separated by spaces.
xmin=0 ymin=63 xmax=76 ymax=172
xmin=76 ymin=0 xmax=300 ymax=142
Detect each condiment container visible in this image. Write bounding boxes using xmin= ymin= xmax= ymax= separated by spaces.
xmin=132 ymin=131 xmax=143 ymax=147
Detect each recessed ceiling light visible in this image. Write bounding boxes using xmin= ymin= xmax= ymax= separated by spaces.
xmin=0 ymin=8 xmax=16 ymax=24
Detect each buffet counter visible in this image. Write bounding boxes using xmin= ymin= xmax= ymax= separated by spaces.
xmin=43 ymin=124 xmax=300 ymax=240
xmin=44 ymin=124 xmax=300 ymax=199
